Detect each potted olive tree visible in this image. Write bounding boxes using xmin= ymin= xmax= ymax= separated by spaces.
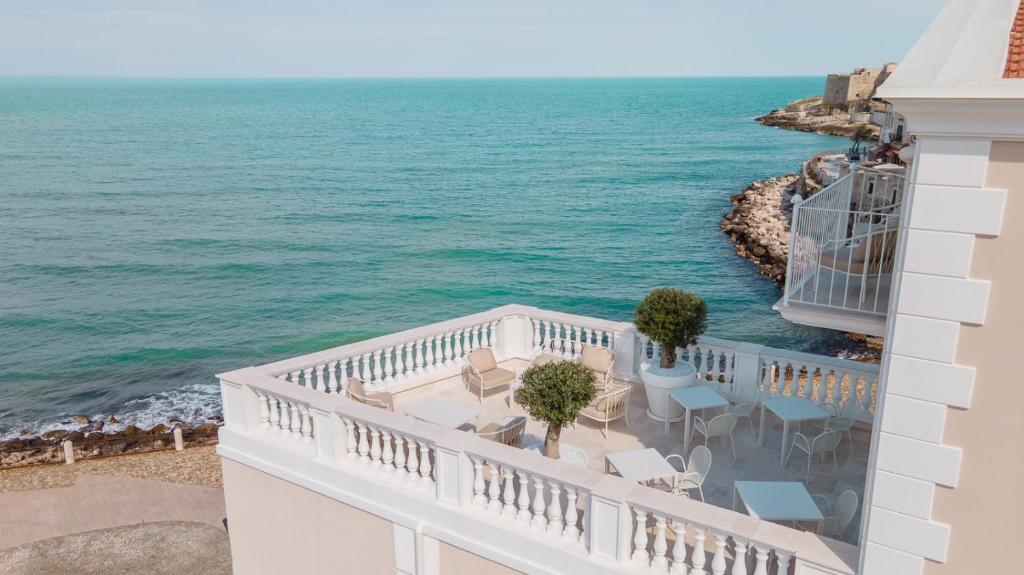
xmin=634 ymin=288 xmax=708 ymax=422
xmin=515 ymin=361 xmax=597 ymax=459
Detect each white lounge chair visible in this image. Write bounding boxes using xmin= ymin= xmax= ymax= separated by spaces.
xmin=465 ymin=348 xmax=516 ymax=403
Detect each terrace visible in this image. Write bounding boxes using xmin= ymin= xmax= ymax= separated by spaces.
xmin=218 ymin=304 xmax=878 ymax=574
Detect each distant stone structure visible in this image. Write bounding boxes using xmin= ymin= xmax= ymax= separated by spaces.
xmin=822 ymin=62 xmax=897 ymax=110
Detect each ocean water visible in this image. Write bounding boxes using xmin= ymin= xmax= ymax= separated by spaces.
xmin=0 ymin=77 xmax=847 ymax=438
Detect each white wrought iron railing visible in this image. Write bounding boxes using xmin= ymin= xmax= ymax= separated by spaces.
xmin=784 ymin=166 xmax=905 ymax=316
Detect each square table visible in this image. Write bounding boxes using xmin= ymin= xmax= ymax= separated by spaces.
xmin=733 ymin=481 xmax=824 ymax=525
xmin=605 ymin=448 xmax=678 ymax=484
xmin=404 ymin=398 xmax=477 ymax=429
xmin=758 ymin=396 xmax=830 ymax=465
xmin=667 ymin=386 xmax=730 ymax=454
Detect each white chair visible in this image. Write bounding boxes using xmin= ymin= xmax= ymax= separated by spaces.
xmin=797 ymin=494 xmax=833 ymax=532
xmin=477 ymin=416 xmax=527 ymax=448
xmin=690 ymin=412 xmax=738 ymax=461
xmin=579 ymin=345 xmax=616 ymax=389
xmin=577 ymin=384 xmax=631 ymax=437
xmin=465 ymin=348 xmax=516 ymax=403
xmin=826 ymin=402 xmax=868 ymax=452
xmin=726 ymin=384 xmax=758 ymax=433
xmin=661 ymin=446 xmax=712 ymax=502
xmin=819 ymin=490 xmax=859 ymax=540
xmin=785 ymin=429 xmax=842 ymax=482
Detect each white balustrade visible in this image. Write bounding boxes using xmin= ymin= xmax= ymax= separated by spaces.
xmin=252 ymin=390 xmax=314 ymax=442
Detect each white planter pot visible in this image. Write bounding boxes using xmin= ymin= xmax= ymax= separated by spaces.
xmin=640 ymin=361 xmax=697 ymax=423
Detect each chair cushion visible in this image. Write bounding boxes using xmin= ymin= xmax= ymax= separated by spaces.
xmin=468 ymin=348 xmax=497 ymax=372
xmin=347 ymin=377 xmax=367 ymax=398
xmin=478 ymin=367 xmax=515 ymax=389
xmin=478 ymin=422 xmax=504 ymax=435
xmin=580 ymin=346 xmax=614 ymax=375
xmin=580 ymin=404 xmax=605 ymax=420
xmin=532 ymin=354 xmax=561 ymax=367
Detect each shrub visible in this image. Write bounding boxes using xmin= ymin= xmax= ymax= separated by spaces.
xmin=515 ymin=361 xmax=598 ymax=458
xmin=634 ymin=288 xmax=708 ymax=368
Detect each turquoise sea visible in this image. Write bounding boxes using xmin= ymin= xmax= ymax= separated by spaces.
xmin=0 ymin=77 xmax=846 ymax=437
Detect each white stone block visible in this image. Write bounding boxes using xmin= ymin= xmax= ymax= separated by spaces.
xmin=871 ymin=471 xmax=935 ymax=519
xmin=867 ymin=507 xmax=951 ymax=562
xmin=913 ymin=139 xmax=991 ymax=188
xmin=902 ymin=230 xmax=974 ymax=278
xmin=880 ymin=395 xmax=947 ymax=444
xmin=890 ymin=314 xmax=959 ymax=364
xmin=908 ymin=185 xmax=1006 ymax=236
xmin=876 ymin=433 xmax=962 ymax=487
xmin=393 ymin=524 xmax=416 ymax=575
xmin=896 ymin=273 xmax=991 ymax=325
xmin=887 ymin=355 xmax=975 ymax=409
xmin=862 ymin=542 xmax=925 ymax=575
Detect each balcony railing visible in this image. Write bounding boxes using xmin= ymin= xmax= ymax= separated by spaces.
xmin=217 ymin=305 xmax=874 ymax=574
xmin=783 ymin=167 xmax=905 ymax=326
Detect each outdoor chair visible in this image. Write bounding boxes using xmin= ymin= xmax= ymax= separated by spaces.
xmin=477 ymin=416 xmax=527 ymax=448
xmin=818 ymin=490 xmax=859 ymax=540
xmin=345 ymin=375 xmax=396 ymax=412
xmin=465 ymin=348 xmax=516 ymax=403
xmin=796 ymin=494 xmax=833 ymax=532
xmin=579 ymin=345 xmax=616 ymax=389
xmin=690 ymin=412 xmax=738 ymax=461
xmin=577 ymin=384 xmax=631 ymax=437
xmin=726 ymin=384 xmax=759 ymax=433
xmin=660 ymin=446 xmax=712 ymax=502
xmin=825 ymin=402 xmax=868 ymax=452
xmin=785 ymin=429 xmax=842 ymax=482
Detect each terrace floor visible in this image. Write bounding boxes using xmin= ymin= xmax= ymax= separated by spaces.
xmin=389 ymin=359 xmax=872 ymax=545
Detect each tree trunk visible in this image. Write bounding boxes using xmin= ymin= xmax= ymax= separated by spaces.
xmin=660 ymin=344 xmax=677 ymax=369
xmin=544 ymin=424 xmax=562 ymax=459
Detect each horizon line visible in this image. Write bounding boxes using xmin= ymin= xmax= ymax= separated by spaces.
xmin=0 ymin=73 xmax=829 ymax=81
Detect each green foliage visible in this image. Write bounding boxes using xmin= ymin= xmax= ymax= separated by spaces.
xmin=515 ymin=361 xmax=598 ymax=428
xmin=634 ymin=288 xmax=708 ymax=368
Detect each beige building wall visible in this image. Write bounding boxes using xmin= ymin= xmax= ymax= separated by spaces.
xmin=222 ymin=458 xmax=397 ymax=575
xmin=439 ymin=542 xmax=524 ymax=575
xmin=924 ymin=142 xmax=1024 ymax=574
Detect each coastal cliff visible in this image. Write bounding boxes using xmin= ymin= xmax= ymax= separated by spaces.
xmin=756 ymin=96 xmax=879 ymax=139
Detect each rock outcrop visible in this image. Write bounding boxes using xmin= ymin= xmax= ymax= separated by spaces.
xmin=756 ymin=96 xmax=879 ymax=139
xmin=720 ymin=174 xmax=798 ymax=284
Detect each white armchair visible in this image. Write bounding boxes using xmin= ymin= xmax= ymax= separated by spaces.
xmin=661 ymin=446 xmax=712 ymax=502
xmin=577 ymin=384 xmax=631 ymax=437
xmin=465 ymin=348 xmax=516 ymax=403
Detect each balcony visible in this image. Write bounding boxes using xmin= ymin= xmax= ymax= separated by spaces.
xmin=776 ymin=167 xmax=906 ymax=336
xmin=217 ymin=305 xmax=877 ymax=574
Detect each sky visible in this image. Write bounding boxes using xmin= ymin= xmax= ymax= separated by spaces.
xmin=0 ymin=0 xmax=946 ymax=78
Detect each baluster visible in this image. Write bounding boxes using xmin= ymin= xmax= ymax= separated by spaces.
xmin=751 ymin=545 xmax=769 ymax=575
xmin=462 ymin=327 xmax=473 ymax=354
xmin=433 ymin=335 xmax=443 ymax=369
xmin=299 ymin=406 xmax=312 ymax=442
xmin=314 ymin=366 xmax=324 ymax=391
xmin=563 ymin=486 xmax=580 ymax=542
xmin=278 ymin=399 xmax=291 ymax=434
xmin=327 ymin=362 xmax=338 ymax=394
xmin=444 ymin=331 xmax=455 ymax=364
xmin=411 ymin=340 xmax=421 ymax=374
xmin=670 ymin=520 xmax=688 ymax=574
xmin=255 ymin=391 xmax=270 ymax=428
xmin=546 ymin=481 xmax=563 ymax=536
xmin=632 ymin=508 xmax=650 ymax=565
xmin=469 ymin=326 xmax=478 ymax=351
xmin=580 ymin=327 xmax=589 ymax=351
xmin=372 ymin=351 xmax=384 ymax=387
xmin=289 ymin=370 xmax=301 ymax=388
xmin=691 ymin=527 xmax=706 ymax=575
xmin=532 ymin=319 xmax=541 ymax=351
xmin=368 ymin=426 xmax=382 ymax=468
xmin=501 ymin=467 xmax=516 ymax=517
xmin=400 ymin=342 xmax=411 ymax=378
xmin=393 ymin=433 xmax=408 ymax=480
xmin=545 ymin=321 xmax=555 ymax=353
xmin=530 ymin=475 xmax=547 ymax=530
xmin=356 ymin=422 xmax=370 ymax=464
xmin=652 ymin=514 xmax=669 ymax=572
xmin=776 ymin=551 xmax=791 ymax=575
xmin=730 ymin=538 xmax=748 ymax=575
xmin=487 ymin=463 xmax=501 ymax=514
xmin=268 ymin=395 xmax=281 ymax=431
xmin=516 ymin=471 xmax=532 ymax=525
xmin=343 ymin=418 xmax=357 ymax=461
xmin=723 ymin=353 xmax=735 ymax=390
xmin=573 ymin=325 xmax=583 ymax=357
xmin=289 ymin=402 xmax=302 ymax=438
xmin=405 ymin=436 xmax=419 ymax=482
xmin=489 ymin=320 xmax=498 ymax=347
xmin=380 ymin=430 xmax=394 ymax=474
xmin=454 ymin=331 xmax=464 ymax=361
xmin=425 ymin=335 xmax=436 ymax=372
xmin=360 ymin=353 xmax=370 ymax=386
xmin=602 ymin=329 xmax=610 ymax=348
xmin=338 ymin=359 xmax=349 ymax=395
xmin=710 ymin=532 xmax=727 ymax=575
xmin=561 ymin=323 xmax=572 ymax=358
xmin=383 ymin=348 xmax=394 ymax=384
xmin=472 ymin=457 xmax=486 ymax=508
xmin=417 ymin=441 xmax=433 ymax=485
xmin=711 ymin=349 xmax=722 ymax=384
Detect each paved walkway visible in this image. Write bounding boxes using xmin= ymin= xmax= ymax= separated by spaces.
xmin=0 ymin=473 xmax=226 ymax=550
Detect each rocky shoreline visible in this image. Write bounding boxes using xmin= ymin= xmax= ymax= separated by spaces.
xmin=756 ymin=96 xmax=879 ymax=139
xmin=0 ymin=418 xmax=221 ymax=468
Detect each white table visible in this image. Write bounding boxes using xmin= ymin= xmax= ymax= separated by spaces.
xmin=605 ymin=448 xmax=677 ymax=484
xmin=404 ymin=398 xmax=477 ymax=429
xmin=758 ymin=397 xmax=830 ymax=465
xmin=733 ymin=481 xmax=824 ymax=526
xmin=667 ymin=386 xmax=730 ymax=454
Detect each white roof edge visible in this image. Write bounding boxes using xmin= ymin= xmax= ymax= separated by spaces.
xmin=877 ymin=0 xmax=1022 ymax=100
